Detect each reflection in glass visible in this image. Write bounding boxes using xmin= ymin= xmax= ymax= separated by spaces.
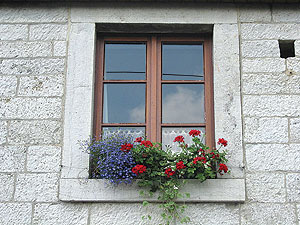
xmin=162 ymin=127 xmax=205 ymax=152
xmin=162 ymin=44 xmax=203 ymax=80
xmin=102 ymin=127 xmax=145 ymax=139
xmin=104 ymin=43 xmax=146 ymax=80
xmin=162 ymin=84 xmax=205 ymax=123
xmin=103 ymin=84 xmax=145 ymax=123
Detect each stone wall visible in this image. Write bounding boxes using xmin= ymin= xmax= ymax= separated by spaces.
xmin=0 ymin=3 xmax=299 ymax=225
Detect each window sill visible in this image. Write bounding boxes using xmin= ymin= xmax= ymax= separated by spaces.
xmin=59 ymin=178 xmax=245 ymax=202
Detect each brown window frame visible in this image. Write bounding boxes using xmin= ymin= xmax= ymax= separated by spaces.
xmin=94 ymin=35 xmax=215 ymax=149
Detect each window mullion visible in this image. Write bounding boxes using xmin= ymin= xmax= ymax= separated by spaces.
xmin=147 ymin=36 xmax=160 ymax=142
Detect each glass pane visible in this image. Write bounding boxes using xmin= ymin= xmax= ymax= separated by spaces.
xmin=103 ymin=84 xmax=145 ymax=123
xmin=104 ymin=43 xmax=146 ymax=80
xmin=162 ymin=84 xmax=205 ymax=123
xmin=162 ymin=44 xmax=203 ymax=80
xmin=162 ymin=127 xmax=205 ymax=152
xmin=103 ymin=127 xmax=145 ymax=139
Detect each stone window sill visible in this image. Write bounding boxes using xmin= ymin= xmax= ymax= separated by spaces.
xmin=59 ymin=178 xmax=245 ymax=202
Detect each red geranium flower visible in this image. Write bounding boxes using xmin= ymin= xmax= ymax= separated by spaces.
xmin=120 ymin=143 xmax=133 ymax=152
xmin=140 ymin=140 xmax=153 ymax=148
xmin=193 ymin=156 xmax=207 ymax=164
xmin=134 ymin=137 xmax=143 ymax=143
xmin=176 ymin=161 xmax=186 ymax=170
xmin=165 ymin=168 xmax=175 ymax=178
xmin=132 ymin=165 xmax=147 ymax=175
xmin=189 ymin=130 xmax=201 ymax=137
xmin=173 ymin=136 xmax=184 ymax=143
xmin=217 ymin=138 xmax=228 ymax=147
xmin=218 ymin=163 xmax=228 ymax=174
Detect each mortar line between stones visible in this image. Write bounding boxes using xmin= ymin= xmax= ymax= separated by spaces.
xmin=31 ymin=202 xmax=35 ymax=225
xmin=87 ymin=204 xmax=91 ymax=225
xmin=295 ymin=203 xmax=300 ymax=225
xmin=284 ymin=173 xmax=288 ymax=203
xmin=56 ymin=5 xmax=72 ymax=202
xmin=24 ymin=146 xmax=28 ymax=173
xmin=237 ymin=5 xmax=248 ymax=218
xmin=288 ymin=117 xmax=291 ymax=143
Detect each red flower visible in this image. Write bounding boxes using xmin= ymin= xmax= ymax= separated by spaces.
xmin=176 ymin=161 xmax=186 ymax=170
xmin=134 ymin=137 xmax=142 ymax=143
xmin=140 ymin=140 xmax=153 ymax=148
xmin=218 ymin=163 xmax=228 ymax=174
xmin=165 ymin=168 xmax=175 ymax=178
xmin=174 ymin=136 xmax=184 ymax=143
xmin=132 ymin=165 xmax=147 ymax=175
xmin=189 ymin=130 xmax=201 ymax=137
xmin=193 ymin=156 xmax=207 ymax=164
xmin=217 ymin=138 xmax=228 ymax=147
xmin=120 ymin=143 xmax=133 ymax=152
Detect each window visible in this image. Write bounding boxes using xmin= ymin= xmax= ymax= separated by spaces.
xmin=93 ymin=35 xmax=214 ymax=149
xmin=59 ymin=22 xmax=245 ymax=202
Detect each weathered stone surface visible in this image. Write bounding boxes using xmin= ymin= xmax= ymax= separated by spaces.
xmin=0 ymin=98 xmax=61 ymax=119
xmin=90 ymin=203 xmax=162 ymax=225
xmin=8 ymin=120 xmax=61 ymax=145
xmin=241 ymin=203 xmax=297 ymax=225
xmin=297 ymin=205 xmax=300 ymax=222
xmin=246 ymin=173 xmax=285 ymax=202
xmin=241 ymin=24 xmax=300 ymax=40
xmin=0 ymin=42 xmax=51 ymax=58
xmin=90 ymin=203 xmax=239 ymax=225
xmin=60 ymin=179 xmax=245 ymax=202
xmin=0 ymin=24 xmax=28 ymax=41
xmin=273 ymin=4 xmax=300 ymax=22
xmin=286 ymin=173 xmax=300 ymax=202
xmin=239 ymin=4 xmax=271 ymax=22
xmin=287 ymin=57 xmax=300 ymax=73
xmin=53 ymin=41 xmax=67 ymax=57
xmin=0 ymin=76 xmax=17 ymax=96
xmin=185 ymin=203 xmax=240 ymax=225
xmin=29 ymin=24 xmax=67 ymax=41
xmin=0 ymin=146 xmax=26 ymax=172
xmin=241 ymin=40 xmax=280 ymax=58
xmin=0 ymin=121 xmax=7 ymax=144
xmin=295 ymin=40 xmax=300 ymax=57
xmin=0 ymin=58 xmax=65 ymax=75
xmin=0 ymin=7 xmax=68 ymax=23
xmin=0 ymin=174 xmax=14 ymax=201
xmin=242 ymin=58 xmax=285 ymax=73
xmin=62 ymin=23 xmax=95 ymax=179
xmin=71 ymin=3 xmax=238 ymax=23
xmin=33 ymin=203 xmax=88 ymax=225
xmin=243 ymin=95 xmax=300 ymax=117
xmin=242 ymin=73 xmax=300 ymax=94
xmin=246 ymin=144 xmax=299 ymax=172
xmin=290 ymin=118 xmax=300 ymax=142
xmin=0 ymin=203 xmax=32 ymax=225
xmin=18 ymin=75 xmax=64 ymax=97
xmin=288 ymin=144 xmax=300 ymax=172
xmin=244 ymin=118 xmax=288 ymax=143
xmin=15 ymin=173 xmax=58 ymax=202
xmin=27 ymin=146 xmax=61 ymax=172
xmin=213 ymin=24 xmax=244 ymax=178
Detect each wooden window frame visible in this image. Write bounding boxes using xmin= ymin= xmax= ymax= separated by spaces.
xmin=93 ymin=35 xmax=215 ymax=149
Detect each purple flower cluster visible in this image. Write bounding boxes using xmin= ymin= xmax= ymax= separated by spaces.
xmin=86 ymin=132 xmax=136 ymax=185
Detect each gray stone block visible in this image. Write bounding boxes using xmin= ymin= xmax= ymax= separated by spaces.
xmin=15 ymin=173 xmax=58 ymax=202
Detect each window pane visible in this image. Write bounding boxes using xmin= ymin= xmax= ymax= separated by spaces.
xmin=103 ymin=127 xmax=145 ymax=139
xmin=104 ymin=43 xmax=146 ymax=80
xmin=162 ymin=44 xmax=203 ymax=80
xmin=162 ymin=84 xmax=205 ymax=123
xmin=162 ymin=127 xmax=205 ymax=152
xmin=103 ymin=84 xmax=145 ymax=123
